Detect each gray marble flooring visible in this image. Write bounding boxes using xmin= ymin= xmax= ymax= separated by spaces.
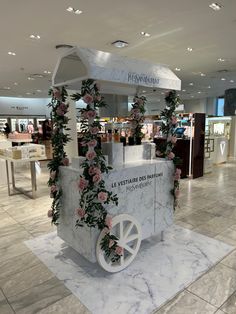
xmin=0 ymin=160 xmax=235 ymax=313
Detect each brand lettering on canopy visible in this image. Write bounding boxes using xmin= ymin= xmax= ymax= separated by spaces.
xmin=127 ymin=72 xmax=160 ymax=86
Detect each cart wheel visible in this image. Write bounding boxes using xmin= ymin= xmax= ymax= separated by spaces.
xmin=96 ymin=214 xmax=142 ymax=273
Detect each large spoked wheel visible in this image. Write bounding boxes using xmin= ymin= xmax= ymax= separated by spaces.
xmin=96 ymin=214 xmax=142 ymax=273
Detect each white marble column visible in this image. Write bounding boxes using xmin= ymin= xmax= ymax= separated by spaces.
xmin=64 ymin=92 xmax=78 ymax=161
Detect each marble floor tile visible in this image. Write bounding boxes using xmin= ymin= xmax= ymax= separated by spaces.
xmin=221 ymin=249 xmax=236 ymax=271
xmin=215 ymin=310 xmax=227 ymax=314
xmin=8 ymin=277 xmax=71 ymax=314
xmin=179 ymin=211 xmax=216 ymax=228
xmin=36 ymin=294 xmax=91 ymax=314
xmin=0 ymin=252 xmax=40 ymax=280
xmin=220 ymin=291 xmax=236 ymax=314
xmin=188 ymin=263 xmax=236 ymax=308
xmin=0 ymin=289 xmax=14 ymax=314
xmin=0 ymin=213 xmax=18 ymax=228
xmin=0 ymin=229 xmax=31 ymax=250
xmin=25 ymin=226 xmax=232 ymax=314
xmin=193 ymin=216 xmax=235 ymax=238
xmin=0 ymin=262 xmax=55 ymax=298
xmin=215 ymin=228 xmax=236 ymax=247
xmin=154 ymin=290 xmax=217 ymax=314
xmin=26 ymin=221 xmax=56 ymax=237
xmin=0 ymin=242 xmax=30 ymax=263
xmin=175 ymin=220 xmax=195 ymax=230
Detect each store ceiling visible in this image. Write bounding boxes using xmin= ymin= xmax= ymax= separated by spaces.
xmin=0 ymin=0 xmax=236 ymax=101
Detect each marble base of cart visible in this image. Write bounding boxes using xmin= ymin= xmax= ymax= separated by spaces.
xmin=25 ymin=225 xmax=233 ymax=314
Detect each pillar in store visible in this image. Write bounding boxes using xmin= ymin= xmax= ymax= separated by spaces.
xmin=64 ymin=93 xmax=78 ymax=160
xmin=229 ymin=116 xmax=236 ymax=158
xmin=224 ymin=89 xmax=236 ymax=116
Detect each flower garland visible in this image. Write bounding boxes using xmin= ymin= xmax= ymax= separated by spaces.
xmin=158 ymin=90 xmax=182 ymax=208
xmin=130 ymin=95 xmax=146 ymax=144
xmin=47 ymin=86 xmax=71 ymax=224
xmin=71 ymin=80 xmax=122 ymax=262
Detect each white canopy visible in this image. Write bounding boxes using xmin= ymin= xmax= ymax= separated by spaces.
xmin=52 ymin=46 xmax=181 ymax=94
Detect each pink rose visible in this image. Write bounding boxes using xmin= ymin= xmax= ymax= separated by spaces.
xmin=50 ymin=170 xmax=56 ymax=180
xmin=167 ymin=152 xmax=175 ymax=160
xmin=53 ymin=88 xmax=61 ymax=99
xmin=175 ymin=189 xmax=180 ymax=199
xmin=175 ymin=168 xmax=182 ymax=175
xmin=171 ymin=116 xmax=178 ymax=125
xmin=137 ymin=98 xmax=144 ymax=105
xmin=93 ymin=173 xmax=102 ymax=184
xmin=174 ymin=174 xmax=181 ymax=181
xmin=81 ymin=111 xmax=88 ymax=119
xmin=87 ymin=110 xmax=97 ymax=120
xmin=90 ymin=127 xmax=100 ymax=135
xmin=86 ymin=150 xmax=96 ymax=161
xmin=109 ymin=239 xmax=115 ymax=248
xmin=62 ymin=158 xmax=69 ymax=166
xmin=83 ymin=94 xmax=93 ymax=104
xmin=47 ymin=209 xmax=53 ymax=217
xmin=105 ymin=215 xmax=112 ymax=229
xmin=59 ymin=103 xmax=67 ymax=112
xmin=50 ymin=185 xmax=57 ymax=193
xmin=115 ymin=246 xmax=123 ymax=256
xmin=95 ymin=95 xmax=102 ymax=102
xmin=98 ymin=191 xmax=108 ymax=203
xmin=87 ymin=139 xmax=97 ymax=148
xmin=78 ymin=177 xmax=88 ymax=191
xmin=93 ymin=167 xmax=101 ymax=175
xmin=88 ymin=166 xmax=95 ymax=176
xmin=56 ymin=108 xmax=64 ymax=116
xmin=76 ymin=208 xmax=85 ymax=218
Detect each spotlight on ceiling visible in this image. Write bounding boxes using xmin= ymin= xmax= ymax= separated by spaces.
xmin=187 ymin=47 xmax=193 ymax=52
xmin=111 ymin=40 xmax=129 ymax=48
xmin=140 ymin=31 xmax=150 ymax=37
xmin=209 ymin=2 xmax=223 ymax=11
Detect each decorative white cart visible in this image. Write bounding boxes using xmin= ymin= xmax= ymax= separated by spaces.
xmin=58 ymin=157 xmax=174 ymax=273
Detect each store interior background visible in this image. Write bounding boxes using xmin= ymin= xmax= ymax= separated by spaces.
xmin=1 ymin=0 xmax=236 ymax=313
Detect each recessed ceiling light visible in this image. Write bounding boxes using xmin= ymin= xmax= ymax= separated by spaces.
xmin=161 ymin=92 xmax=165 ymax=95
xmin=230 ymin=80 xmax=234 ymax=83
xmin=200 ymin=73 xmax=206 ymax=77
xmin=182 ymin=89 xmax=186 ymax=92
xmin=140 ymin=31 xmax=150 ymax=37
xmin=111 ymin=40 xmax=129 ymax=48
xmin=191 ymin=95 xmax=194 ymax=98
xmin=8 ymin=51 xmax=16 ymax=56
xmin=4 ymin=87 xmax=11 ymax=90
xmin=221 ymin=78 xmax=226 ymax=81
xmin=30 ymin=34 xmax=41 ymax=39
xmin=66 ymin=6 xmax=74 ymax=12
xmin=175 ymin=67 xmax=181 ymax=71
xmin=36 ymin=89 xmax=42 ymax=92
xmin=207 ymin=85 xmax=211 ymax=88
xmin=189 ymin=82 xmax=194 ymax=86
xmin=209 ymin=3 xmax=223 ymax=11
xmin=142 ymin=90 xmax=146 ymax=93
xmin=74 ymin=9 xmax=83 ymax=14
xmin=187 ymin=47 xmax=193 ymax=52
xmin=43 ymin=70 xmax=51 ymax=74
xmin=28 ymin=77 xmax=35 ymax=81
xmin=218 ymin=58 xmax=225 ymax=62
xmin=26 ymin=92 xmax=31 ymax=95
xmin=14 ymin=82 xmax=18 ymax=86
xmin=198 ymin=91 xmax=202 ymax=94
xmin=55 ymin=44 xmax=74 ymax=50
xmin=66 ymin=6 xmax=82 ymax=14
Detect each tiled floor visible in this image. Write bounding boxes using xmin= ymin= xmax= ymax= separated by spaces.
xmin=0 ymin=160 xmax=235 ymax=314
